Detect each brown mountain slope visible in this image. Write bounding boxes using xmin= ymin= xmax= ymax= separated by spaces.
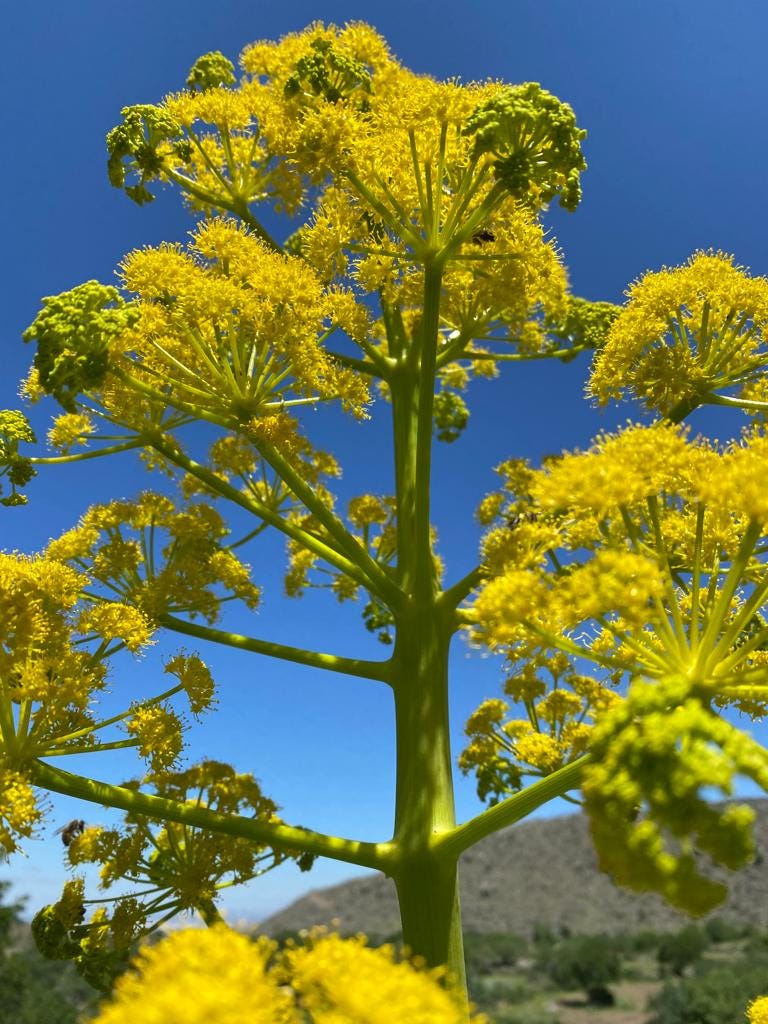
xmin=260 ymin=803 xmax=768 ymax=937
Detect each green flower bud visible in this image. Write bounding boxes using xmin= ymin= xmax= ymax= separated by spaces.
xmin=23 ymin=281 xmax=139 ymax=412
xmin=465 ymin=83 xmax=587 ymax=211
xmin=546 ymin=297 xmax=621 ymax=360
xmin=106 ymin=104 xmax=183 ymax=204
xmin=0 ymin=410 xmax=37 ymax=506
xmin=433 ymin=389 xmax=469 ymax=443
xmin=186 ymin=51 xmax=236 ymax=92
xmin=284 ymin=37 xmax=372 ymax=105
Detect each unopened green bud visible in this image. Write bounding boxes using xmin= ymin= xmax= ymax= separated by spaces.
xmin=465 ymin=83 xmax=587 ymax=211
xmin=0 ymin=410 xmax=37 ymax=506
xmin=23 ymin=281 xmax=138 ymax=411
xmin=107 ymin=103 xmax=182 ymax=204
xmin=186 ymin=51 xmax=236 ymax=92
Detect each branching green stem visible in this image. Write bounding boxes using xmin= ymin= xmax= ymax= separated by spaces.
xmin=30 ymin=441 xmax=144 ymax=464
xmin=29 ymin=760 xmax=396 ymax=873
xmin=435 ymin=756 xmax=589 ymax=860
xmin=159 ymin=614 xmax=393 ymax=684
xmin=144 ymin=432 xmax=377 ymax=591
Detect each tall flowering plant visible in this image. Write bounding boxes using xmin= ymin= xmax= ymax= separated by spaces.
xmin=3 ymin=22 xmax=768 ymax=1015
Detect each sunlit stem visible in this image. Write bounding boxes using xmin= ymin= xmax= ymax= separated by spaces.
xmin=354 ymin=334 xmax=393 ymax=375
xmin=591 ymin=614 xmax=672 ymax=675
xmin=47 ymin=683 xmax=186 ymax=746
xmin=325 ymin=349 xmax=380 ymax=376
xmin=408 ymin=129 xmax=429 ymax=222
xmin=438 ymin=565 xmax=485 ymax=612
xmin=440 ymin=180 xmax=507 ymax=257
xmin=705 ymin=394 xmax=768 ymax=413
xmin=42 ymin=739 xmax=140 ymax=757
xmin=164 ymin=168 xmax=281 ymax=252
xmin=646 ymin=496 xmax=689 ymax=656
xmin=253 ymin=436 xmax=403 ymax=610
xmin=29 ymin=760 xmax=396 ymax=871
xmin=690 ymin=503 xmax=706 ymax=655
xmin=707 ymin=313 xmax=752 ymax=375
xmin=186 ymin=126 xmax=235 ymax=199
xmin=344 ymin=169 xmax=423 ymax=250
xmin=17 ymin=700 xmax=32 ymax=741
xmin=696 ymin=302 xmax=713 ymax=362
xmin=0 ymin=697 xmax=17 ymax=754
xmin=30 ymin=441 xmax=144 ymax=465
xmin=435 ymin=756 xmax=589 ymax=860
xmin=522 ymin=621 xmax=634 ymax=674
xmin=617 ymin=504 xmax=681 ymax=662
xmin=707 ymin=575 xmax=768 ymax=672
xmin=440 ymin=159 xmax=489 ymax=239
xmin=694 ymin=518 xmax=762 ymax=674
xmin=432 ymin=121 xmax=449 ymax=244
xmin=410 ymin=260 xmax=444 ymax=601
xmin=158 ymin=613 xmax=392 ymax=684
xmin=144 ymin=433 xmax=374 ymax=589
xmin=714 ymin=645 xmax=768 ymax=679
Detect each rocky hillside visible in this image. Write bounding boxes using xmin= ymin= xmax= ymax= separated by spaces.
xmin=261 ymin=802 xmax=768 ymax=938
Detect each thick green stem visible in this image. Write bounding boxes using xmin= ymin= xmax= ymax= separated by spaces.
xmin=391 ymin=608 xmax=466 ymax=993
xmin=385 ymin=255 xmax=467 ymax=990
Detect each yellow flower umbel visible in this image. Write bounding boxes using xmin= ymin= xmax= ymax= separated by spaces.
xmin=96 ymin=20 xmax=592 ymax=446
xmin=34 ymin=761 xmax=303 ymax=990
xmin=467 ymin=422 xmax=768 ymax=912
xmin=589 ymin=251 xmax=768 ymax=419
xmin=47 ymin=491 xmax=260 ymax=625
xmin=92 ymin=925 xmax=295 ymax=1024
xmin=89 ymin=924 xmax=485 ymax=1024
xmin=0 ymin=552 xmax=149 ymax=843
xmin=749 ymin=997 xmax=768 ymax=1023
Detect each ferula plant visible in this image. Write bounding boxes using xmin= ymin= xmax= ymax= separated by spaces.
xmin=5 ymin=19 xmax=768 ymax=1016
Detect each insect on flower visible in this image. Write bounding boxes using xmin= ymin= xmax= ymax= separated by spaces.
xmin=54 ymin=820 xmax=86 ymax=847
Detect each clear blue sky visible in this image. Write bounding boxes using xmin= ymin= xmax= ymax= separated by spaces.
xmin=2 ymin=1 xmax=767 ymax=924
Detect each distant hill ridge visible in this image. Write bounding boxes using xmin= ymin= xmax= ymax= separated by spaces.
xmin=260 ymin=802 xmax=768 ymax=938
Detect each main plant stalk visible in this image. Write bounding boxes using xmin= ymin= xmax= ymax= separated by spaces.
xmin=388 ymin=258 xmax=467 ymax=993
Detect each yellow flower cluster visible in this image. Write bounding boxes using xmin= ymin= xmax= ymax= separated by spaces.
xmin=47 ymin=491 xmax=260 ymax=625
xmin=459 ymin=653 xmax=619 ymax=803
xmin=100 ymin=20 xmax=584 ymax=405
xmin=116 ymin=218 xmax=369 ymax=422
xmin=589 ymin=251 xmax=768 ymax=416
xmin=0 ymin=762 xmax=42 ymax=855
xmin=467 ymin=423 xmax=768 ymax=889
xmin=35 ymin=762 xmax=300 ymax=989
xmin=749 ymin=997 xmax=768 ymax=1023
xmin=47 ymin=412 xmax=94 ymax=452
xmin=0 ymin=552 xmax=134 ymax=839
xmin=90 ymin=925 xmax=483 ymax=1024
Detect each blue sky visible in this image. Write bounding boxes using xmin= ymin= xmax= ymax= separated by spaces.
xmin=2 ymin=0 xmax=768 ymax=925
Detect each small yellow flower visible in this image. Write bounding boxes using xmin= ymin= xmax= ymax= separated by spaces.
xmin=164 ymin=654 xmax=216 ymax=715
xmin=126 ymin=705 xmax=183 ymax=772
xmin=748 ymin=996 xmax=768 ymax=1023
xmin=0 ymin=764 xmax=41 ymax=854
xmin=47 ymin=412 xmax=94 ymax=452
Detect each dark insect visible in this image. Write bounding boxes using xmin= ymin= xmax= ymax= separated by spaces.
xmin=55 ymin=820 xmax=86 ymax=847
xmin=471 ymin=228 xmax=496 ymax=244
xmin=506 ymin=511 xmax=538 ymax=529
